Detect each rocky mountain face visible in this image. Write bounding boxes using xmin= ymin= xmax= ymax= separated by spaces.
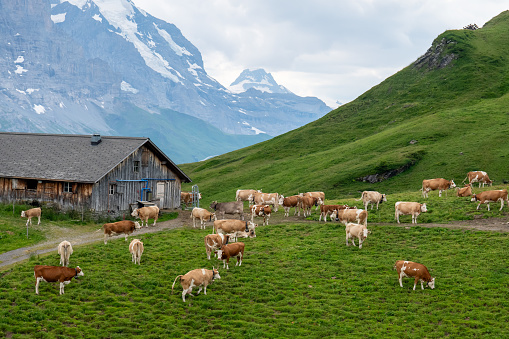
xmin=0 ymin=0 xmax=331 ymax=163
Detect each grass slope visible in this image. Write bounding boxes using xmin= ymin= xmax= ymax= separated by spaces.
xmin=179 ymin=11 xmax=509 ymax=203
xmin=1 ymin=222 xmax=508 ymax=338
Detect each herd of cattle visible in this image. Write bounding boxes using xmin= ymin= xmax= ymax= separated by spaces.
xmin=21 ymin=170 xmax=508 ymax=296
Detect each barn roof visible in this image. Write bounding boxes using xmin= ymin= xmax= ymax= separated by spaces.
xmin=0 ymin=132 xmax=191 ymax=183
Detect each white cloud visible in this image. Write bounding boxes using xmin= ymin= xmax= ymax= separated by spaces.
xmin=132 ymin=0 xmax=509 ymax=104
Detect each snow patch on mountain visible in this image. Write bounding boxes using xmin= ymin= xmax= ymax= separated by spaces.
xmin=229 ymin=68 xmax=292 ymax=94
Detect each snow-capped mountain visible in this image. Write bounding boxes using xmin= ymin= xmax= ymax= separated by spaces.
xmin=229 ymin=69 xmax=292 ymax=94
xmin=0 ymin=0 xmax=331 ymax=163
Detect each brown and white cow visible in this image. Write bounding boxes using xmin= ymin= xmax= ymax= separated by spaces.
xmin=191 ymin=207 xmax=216 ymax=229
xmin=172 ymin=268 xmax=221 ymax=302
xmin=278 ymin=195 xmax=301 ymax=217
xmin=218 ymin=242 xmax=245 ymax=269
xmin=319 ymin=204 xmax=349 ymax=222
xmin=210 ymin=201 xmax=245 ymax=220
xmin=421 ymin=178 xmax=456 ymax=198
xmin=463 ymin=171 xmax=493 ymax=188
xmin=204 ymin=234 xmax=229 ymax=260
xmin=129 ymin=239 xmax=144 ymax=265
xmin=250 ymin=204 xmax=271 ymax=226
xmin=394 ymin=202 xmax=427 ymax=224
xmin=34 ymin=265 xmax=84 ymax=295
xmin=356 ymin=191 xmax=387 ymax=210
xmin=100 ymin=220 xmax=141 ymax=244
xmin=302 ymin=192 xmax=325 ymax=210
xmin=21 ymin=207 xmax=41 ymax=226
xmin=181 ymin=191 xmax=202 ymax=208
xmin=333 ymin=208 xmax=368 ymax=226
xmin=250 ymin=192 xmax=280 ymax=212
xmin=57 ymin=240 xmax=73 ymax=267
xmin=394 ymin=260 xmax=435 ymax=290
xmin=214 ymin=219 xmax=256 ymax=242
xmin=300 ymin=196 xmax=323 ymax=217
xmin=471 ymin=189 xmax=509 ymax=211
xmin=457 ymin=184 xmax=472 ymax=197
xmin=345 ymin=223 xmax=371 ymax=249
xmin=131 ymin=205 xmax=160 ymax=227
xmin=236 ymin=189 xmax=261 ymax=205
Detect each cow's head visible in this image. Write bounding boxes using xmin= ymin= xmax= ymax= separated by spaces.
xmin=134 ymin=221 xmax=142 ymax=229
xmin=21 ymin=210 xmax=26 ymax=218
xmin=212 ymin=267 xmax=221 ymax=280
xmin=278 ymin=195 xmax=285 ymax=205
xmin=381 ymin=194 xmax=387 ymax=203
xmin=427 ymin=277 xmax=435 ymax=289
xmin=420 ymin=203 xmax=427 ymax=213
xmin=210 ymin=213 xmax=217 ymax=222
xmin=363 ymin=228 xmax=371 ymax=238
xmin=75 ymin=266 xmax=84 ymax=277
xmin=449 ymin=180 xmax=456 ymax=189
xmin=471 ymin=194 xmax=478 ymax=202
xmin=210 ymin=201 xmax=218 ymax=210
xmin=131 ymin=209 xmax=139 ymax=217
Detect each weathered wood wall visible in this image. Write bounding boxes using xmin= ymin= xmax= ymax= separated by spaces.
xmin=0 ymin=145 xmax=183 ymax=212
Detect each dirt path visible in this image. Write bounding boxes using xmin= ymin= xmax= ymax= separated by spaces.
xmin=1 ymin=209 xmax=508 ymax=270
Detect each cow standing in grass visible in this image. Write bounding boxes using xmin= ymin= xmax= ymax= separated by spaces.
xmin=21 ymin=207 xmax=41 ymax=226
xmin=57 ymin=240 xmax=73 ymax=267
xmin=172 ymin=268 xmax=221 ymax=302
xmin=394 ymin=260 xmax=435 ymax=291
xmin=131 ymin=205 xmax=160 ymax=227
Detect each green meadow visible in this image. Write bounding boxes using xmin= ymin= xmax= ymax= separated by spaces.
xmin=1 ymin=217 xmax=508 ymax=338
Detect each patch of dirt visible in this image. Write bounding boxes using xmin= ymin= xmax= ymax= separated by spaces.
xmin=1 ymin=208 xmax=508 ymax=271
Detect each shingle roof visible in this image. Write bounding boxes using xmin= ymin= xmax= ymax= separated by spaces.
xmin=0 ymin=132 xmax=191 ymax=183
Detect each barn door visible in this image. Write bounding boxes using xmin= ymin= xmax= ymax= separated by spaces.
xmin=157 ymin=182 xmax=165 ymax=207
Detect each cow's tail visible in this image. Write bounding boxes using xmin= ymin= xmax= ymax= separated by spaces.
xmin=462 ymin=176 xmax=468 ymax=184
xmin=171 ymin=275 xmax=183 ymax=294
xmin=355 ymin=192 xmax=364 ymax=201
xmin=94 ymin=226 xmax=103 ymax=233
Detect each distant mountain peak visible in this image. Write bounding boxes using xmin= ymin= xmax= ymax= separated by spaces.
xmin=229 ymin=68 xmax=292 ymax=94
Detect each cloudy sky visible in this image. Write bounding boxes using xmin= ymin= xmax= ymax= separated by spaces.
xmin=132 ymin=0 xmax=507 ymax=107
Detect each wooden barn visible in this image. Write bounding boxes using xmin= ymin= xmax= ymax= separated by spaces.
xmin=0 ymin=132 xmax=191 ymax=213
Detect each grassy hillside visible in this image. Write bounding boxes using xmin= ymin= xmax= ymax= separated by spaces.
xmin=179 ymin=11 xmax=509 ymax=203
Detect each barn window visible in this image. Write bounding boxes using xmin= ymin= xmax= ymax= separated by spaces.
xmin=109 ymin=184 xmax=116 ymax=195
xmin=134 ymin=161 xmax=140 ymax=173
xmin=64 ymin=182 xmax=72 ymax=193
xmin=26 ymin=180 xmax=37 ymax=190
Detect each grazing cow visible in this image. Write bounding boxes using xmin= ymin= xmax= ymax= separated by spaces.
xmin=250 ymin=192 xmax=280 ymax=212
xmin=100 ymin=220 xmax=141 ymax=244
xmin=181 ymin=191 xmax=202 ymax=207
xmin=356 ymin=191 xmax=387 ymax=210
xmin=210 ymin=201 xmax=245 ymax=220
xmin=457 ymin=184 xmax=472 ymax=197
xmin=236 ymin=189 xmax=261 ymax=205
xmin=319 ymin=204 xmax=349 ymax=222
xmin=303 ymin=192 xmax=325 ymax=210
xmin=250 ymin=204 xmax=272 ymax=226
xmin=204 ymin=234 xmax=229 ymax=260
xmin=463 ymin=171 xmax=493 ymax=188
xmin=57 ymin=240 xmax=73 ymax=267
xmin=219 ymin=242 xmax=245 ymax=269
xmin=394 ymin=260 xmax=435 ymax=290
xmin=300 ymin=196 xmax=321 ymax=217
xmin=21 ymin=207 xmax=41 ymax=226
xmin=129 ymin=239 xmax=144 ymax=265
xmin=172 ymin=268 xmax=221 ymax=302
xmin=34 ymin=265 xmax=84 ymax=295
xmin=471 ymin=189 xmax=509 ymax=211
xmin=214 ymin=219 xmax=256 ymax=242
xmin=345 ymin=223 xmax=371 ymax=249
xmin=278 ymin=195 xmax=301 ymax=217
xmin=395 ymin=202 xmax=427 ymax=224
xmin=131 ymin=205 xmax=160 ymax=227
xmin=421 ymin=178 xmax=456 ymax=198
xmin=333 ymin=208 xmax=368 ymax=226
xmin=191 ymin=207 xmax=216 ymax=229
